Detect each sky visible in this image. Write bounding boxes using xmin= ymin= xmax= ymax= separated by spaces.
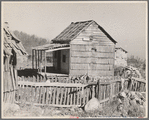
xmin=2 ymin=1 xmax=147 ymax=59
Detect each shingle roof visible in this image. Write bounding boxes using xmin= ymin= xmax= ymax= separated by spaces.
xmin=52 ymin=20 xmax=117 ymax=44
xmin=3 ymin=27 xmax=28 ymax=56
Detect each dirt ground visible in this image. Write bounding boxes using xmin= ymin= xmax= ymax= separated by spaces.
xmin=3 ymin=93 xmax=146 ymax=119
xmin=3 ymin=103 xmax=102 ymax=118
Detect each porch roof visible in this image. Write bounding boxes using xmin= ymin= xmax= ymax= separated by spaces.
xmin=32 ymin=43 xmax=70 ymax=51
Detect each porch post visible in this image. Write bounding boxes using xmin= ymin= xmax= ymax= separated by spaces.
xmin=38 ymin=50 xmax=40 ymax=70
xmin=41 ymin=50 xmax=42 ymax=63
xmin=45 ymin=50 xmax=47 ymax=74
xmin=40 ymin=50 xmax=42 ymax=72
xmin=35 ymin=50 xmax=37 ymax=69
xmin=32 ymin=49 xmax=34 ymax=69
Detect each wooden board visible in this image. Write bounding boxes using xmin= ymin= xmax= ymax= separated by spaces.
xmin=71 ymin=51 xmax=114 ymax=58
xmin=71 ymin=39 xmax=115 ymax=45
xmin=71 ymin=57 xmax=114 ymax=64
xmin=71 ymin=63 xmax=113 ymax=70
xmin=71 ymin=44 xmax=114 ymax=52
xmin=18 ymin=81 xmax=86 ymax=88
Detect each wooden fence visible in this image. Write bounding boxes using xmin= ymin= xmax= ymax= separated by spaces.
xmin=15 ymin=76 xmax=146 ymax=107
xmin=3 ymin=68 xmax=18 ymax=104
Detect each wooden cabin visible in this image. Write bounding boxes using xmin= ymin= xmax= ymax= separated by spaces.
xmin=32 ymin=20 xmax=117 ymax=77
xmin=115 ymin=47 xmax=128 ymax=67
xmin=3 ymin=22 xmax=27 ymax=103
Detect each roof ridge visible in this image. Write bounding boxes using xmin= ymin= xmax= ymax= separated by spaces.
xmin=73 ymin=20 xmax=94 ymax=24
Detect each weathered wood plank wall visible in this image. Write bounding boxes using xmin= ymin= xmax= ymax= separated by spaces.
xmin=70 ymin=22 xmax=115 ymax=77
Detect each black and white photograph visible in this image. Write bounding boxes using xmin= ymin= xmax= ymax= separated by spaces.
xmin=1 ymin=1 xmax=148 ymax=118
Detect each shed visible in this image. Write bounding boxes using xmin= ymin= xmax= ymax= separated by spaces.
xmin=3 ymin=22 xmax=27 ymax=103
xmin=115 ymin=47 xmax=128 ymax=67
xmin=32 ymin=20 xmax=117 ymax=77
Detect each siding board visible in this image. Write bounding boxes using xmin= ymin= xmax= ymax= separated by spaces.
xmin=71 ymin=45 xmax=114 ymax=52
xmin=71 ymin=40 xmax=114 ymax=45
xmin=71 ymin=57 xmax=114 ymax=64
xmin=71 ymin=64 xmax=113 ymax=70
xmin=71 ymin=51 xmax=114 ymax=58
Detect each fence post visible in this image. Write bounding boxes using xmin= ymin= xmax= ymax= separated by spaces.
xmin=110 ymin=82 xmax=113 ymax=102
xmin=98 ymin=79 xmax=100 ymax=101
xmin=92 ymin=85 xmax=95 ymax=98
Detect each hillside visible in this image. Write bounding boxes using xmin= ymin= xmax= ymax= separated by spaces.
xmin=13 ymin=30 xmax=50 ymax=55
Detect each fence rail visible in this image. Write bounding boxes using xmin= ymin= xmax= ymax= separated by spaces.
xmin=15 ymin=75 xmax=146 ymax=107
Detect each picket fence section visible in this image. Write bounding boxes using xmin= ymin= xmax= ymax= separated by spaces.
xmin=15 ymin=75 xmax=146 ymax=107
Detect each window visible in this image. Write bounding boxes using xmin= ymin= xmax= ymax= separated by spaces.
xmin=63 ymin=55 xmax=66 ymax=63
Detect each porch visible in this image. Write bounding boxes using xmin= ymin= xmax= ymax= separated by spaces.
xmin=32 ymin=43 xmax=70 ymax=76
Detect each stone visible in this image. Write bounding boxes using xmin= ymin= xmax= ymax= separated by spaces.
xmin=3 ymin=103 xmax=20 ymax=112
xmin=129 ymin=91 xmax=136 ymax=100
xmin=121 ymin=109 xmax=128 ymax=117
xmin=143 ymin=101 xmax=146 ymax=107
xmin=122 ymin=98 xmax=130 ymax=111
xmin=117 ymin=98 xmax=122 ymax=104
xmin=43 ymin=108 xmax=54 ymax=116
xmin=54 ymin=110 xmax=61 ymax=114
xmin=70 ymin=106 xmax=83 ymax=113
xmin=11 ymin=103 xmax=20 ymax=111
xmin=74 ymin=107 xmax=83 ymax=112
xmin=124 ymin=89 xmax=129 ymax=94
xmin=111 ymin=110 xmax=122 ymax=117
xmin=118 ymin=92 xmax=127 ymax=98
xmin=142 ymin=102 xmax=146 ymax=113
xmin=126 ymin=91 xmax=131 ymax=98
xmin=136 ymin=98 xmax=143 ymax=105
xmin=131 ymin=94 xmax=144 ymax=105
xmin=3 ymin=103 xmax=10 ymax=111
xmin=141 ymin=92 xmax=146 ymax=99
xmin=84 ymin=97 xmax=102 ymax=113
xmin=49 ymin=109 xmax=63 ymax=116
xmin=129 ymin=99 xmax=137 ymax=106
xmin=136 ymin=92 xmax=143 ymax=98
xmin=136 ymin=92 xmax=146 ymax=101
xmin=139 ymin=105 xmax=145 ymax=113
xmin=70 ymin=107 xmax=75 ymax=112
